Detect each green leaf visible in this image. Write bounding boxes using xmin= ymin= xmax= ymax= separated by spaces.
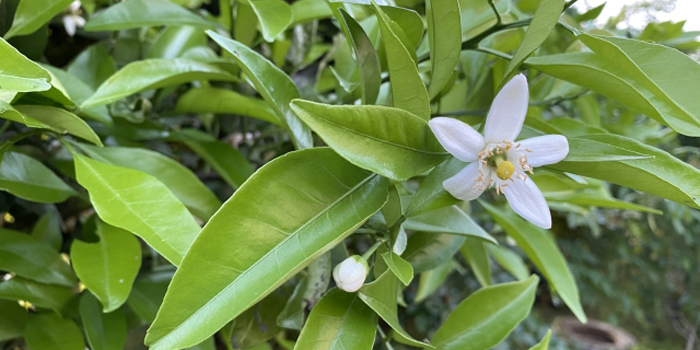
xmin=0 ymin=37 xmax=51 ymax=92
xmin=529 ymin=330 xmax=552 ymax=350
xmin=0 ymin=152 xmax=77 ymax=203
xmin=148 ymin=26 xmax=207 ymax=59
xmin=337 ymin=9 xmax=381 ymax=105
xmin=502 ymin=0 xmax=564 ymax=83
xmin=291 ymin=0 xmax=333 ymax=26
xmin=276 ymin=277 xmax=308 ymax=330
xmin=426 ymin=0 xmax=462 ymax=98
xmin=576 ymin=3 xmax=605 ymax=22
xmin=82 ymin=58 xmax=237 ymax=108
xmin=247 ymin=0 xmax=293 ymax=42
xmin=481 ymin=201 xmax=587 ymax=323
xmin=488 ymin=245 xmax=530 ymax=281
xmin=293 ymin=289 xmax=377 ymax=350
xmin=525 ymin=50 xmax=700 ymax=136
xmin=459 ymin=237 xmax=491 ymax=287
xmin=545 ymin=191 xmax=663 ymax=214
xmin=74 ymin=153 xmax=201 ymax=265
xmin=71 ymin=219 xmax=141 ymax=312
xmin=176 ymin=88 xmax=280 ymax=125
xmin=229 ymin=286 xmax=290 ymax=348
xmin=358 ymin=271 xmax=433 ymax=348
xmin=290 ymin=100 xmax=448 ymax=181
xmin=24 ymin=313 xmax=85 ymax=350
xmin=406 ymin=158 xmax=464 ymax=217
xmin=41 ymin=65 xmax=113 ymax=125
xmin=146 ymin=148 xmax=388 ymax=350
xmin=404 ymin=232 xmax=465 ymax=273
xmin=84 ymin=0 xmax=217 ymax=31
xmin=579 ymin=34 xmax=700 ymax=136
xmin=31 ymin=207 xmax=62 ymax=252
xmin=415 ymin=261 xmax=452 ymax=302
xmin=178 ymin=128 xmax=255 ymax=189
xmin=404 ymin=205 xmax=497 ymax=244
xmin=0 ymin=228 xmax=75 ymax=287
xmin=0 ymin=299 xmax=27 ymax=341
xmin=126 ymin=272 xmax=172 ymax=323
xmin=372 ymin=2 xmax=430 ymax=120
xmin=4 ymin=0 xmax=72 ymax=39
xmin=78 ymin=143 xmax=222 ymax=221
xmin=381 ymin=251 xmax=414 ymax=286
xmin=207 ymin=31 xmax=313 ymax=150
xmin=0 ymin=101 xmax=47 ymax=128
xmin=79 ymin=293 xmax=128 ymax=350
xmin=67 ymin=44 xmax=117 ymax=91
xmin=549 ymin=134 xmax=700 ymax=209
xmin=14 ymin=105 xmax=103 ymax=146
xmin=562 ymin=137 xmax=653 ymax=162
xmin=0 ymin=277 xmax=73 ymax=312
xmin=431 ymin=276 xmax=539 ymax=350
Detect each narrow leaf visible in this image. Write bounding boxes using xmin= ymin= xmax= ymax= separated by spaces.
xmin=426 ymin=0 xmax=462 ymax=98
xmin=4 ymin=0 xmax=72 ymax=39
xmin=79 ymin=293 xmax=128 ymax=350
xmin=0 ymin=37 xmax=51 ymax=91
xmin=0 ymin=152 xmax=77 ymax=203
xmin=84 ymin=0 xmax=217 ymax=31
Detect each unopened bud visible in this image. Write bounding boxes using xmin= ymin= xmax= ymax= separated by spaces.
xmin=333 ymin=255 xmax=369 ymax=292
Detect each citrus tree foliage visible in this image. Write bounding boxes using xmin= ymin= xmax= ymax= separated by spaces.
xmin=0 ymin=0 xmax=698 ymax=349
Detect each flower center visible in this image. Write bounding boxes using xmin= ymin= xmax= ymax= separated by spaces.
xmin=494 ymin=158 xmax=515 ymax=180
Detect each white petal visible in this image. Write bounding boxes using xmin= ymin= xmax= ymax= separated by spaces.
xmin=483 ymin=74 xmax=529 ymax=143
xmin=518 ymin=135 xmax=569 ymax=167
xmin=502 ymin=177 xmax=552 ymax=229
xmin=443 ymin=162 xmax=488 ymax=201
xmin=74 ymin=15 xmax=86 ymax=28
xmin=429 ymin=117 xmax=485 ymax=162
xmin=69 ymin=1 xmax=81 ymax=12
xmin=63 ymin=16 xmax=77 ymax=37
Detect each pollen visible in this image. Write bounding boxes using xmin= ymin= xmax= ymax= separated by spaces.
xmin=496 ymin=160 xmax=515 ymax=180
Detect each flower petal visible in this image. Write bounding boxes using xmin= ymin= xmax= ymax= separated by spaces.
xmin=443 ymin=162 xmax=488 ymax=201
xmin=63 ymin=16 xmax=77 ymax=37
xmin=518 ymin=135 xmax=569 ymax=167
xmin=483 ymin=74 xmax=529 ymax=143
xmin=502 ymin=178 xmax=552 ymax=229
xmin=429 ymin=117 xmax=485 ymax=162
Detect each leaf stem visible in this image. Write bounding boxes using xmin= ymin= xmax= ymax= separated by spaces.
xmin=487 ymin=0 xmax=502 ymax=26
xmin=362 ymin=238 xmax=388 ymax=260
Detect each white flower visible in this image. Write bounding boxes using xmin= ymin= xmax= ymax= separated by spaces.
xmin=63 ymin=1 xmax=85 ymax=37
xmin=428 ymin=74 xmax=569 ymax=229
xmin=332 ymin=255 xmax=369 ymax=292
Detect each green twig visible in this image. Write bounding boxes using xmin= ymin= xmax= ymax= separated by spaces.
xmin=362 ymin=238 xmax=388 ymax=260
xmin=487 ymin=0 xmax=502 ymax=26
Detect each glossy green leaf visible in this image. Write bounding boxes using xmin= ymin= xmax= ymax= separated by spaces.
xmin=207 ymin=31 xmax=313 ymax=149
xmin=78 ymin=143 xmax=222 ymax=221
xmin=146 ymin=148 xmax=388 ymax=350
xmin=293 ymin=289 xmax=377 ymax=350
xmin=290 ymin=100 xmax=448 ymax=181
xmin=404 ymin=205 xmax=497 ymax=244
xmin=247 ymin=0 xmax=293 ymax=42
xmin=14 ymin=105 xmax=103 ymax=146
xmin=415 ymin=260 xmax=452 ymax=302
xmin=383 ymin=7 xmax=424 ymax=52
xmin=126 ymin=272 xmax=172 ymax=323
xmin=24 ymin=313 xmax=85 ymax=350
xmin=291 ymin=0 xmax=333 ymax=25
xmin=562 ymin=137 xmax=652 ymax=162
xmin=0 ymin=101 xmax=47 ymax=128
xmin=82 ymin=59 xmax=237 ymax=108
xmin=404 ymin=232 xmax=465 ymax=273
xmin=41 ymin=65 xmax=113 ymax=125
xmin=38 ymin=66 xmax=75 ymax=107
xmin=79 ymin=293 xmax=128 ymax=350
xmin=406 ymin=158 xmax=464 ymax=217
xmin=372 ymin=2 xmax=430 ymax=120
xmin=148 ymin=26 xmax=206 ymax=59
xmin=67 ymin=45 xmax=117 ymax=90
xmin=337 ymin=9 xmax=381 ymax=105
xmin=426 ymin=0 xmax=462 ymax=98
xmin=546 ymin=192 xmax=662 ymax=214
xmin=0 ymin=37 xmax=51 ymax=91
xmin=431 ymin=275 xmax=539 ymax=350
xmin=481 ymin=201 xmax=586 ymax=323
xmin=31 ymin=207 xmax=62 ymax=252
xmin=84 ymin=0 xmax=216 ymax=31
xmin=459 ymin=237 xmax=491 ymax=286
xmin=0 ymin=228 xmax=75 ymax=287
xmin=550 ymin=134 xmax=700 ymax=209
xmin=0 ymin=299 xmax=27 ymax=341
xmin=529 ymin=330 xmax=552 ymax=350
xmin=0 ymin=152 xmax=77 ymax=203
xmin=579 ymin=34 xmax=700 ymax=136
xmin=358 ymin=271 xmax=433 ymax=348
xmin=178 ymin=128 xmax=255 ymax=189
xmin=276 ymin=277 xmax=308 ymax=330
xmin=176 ymin=87 xmax=279 ymax=124
xmin=0 ymin=277 xmax=73 ymax=312
xmin=4 ymin=0 xmax=72 ymax=39
xmin=381 ymin=251 xmax=414 ymax=286
xmin=488 ymin=245 xmax=529 ymax=281
xmin=74 ymin=153 xmax=201 ymax=265
xmin=502 ymin=0 xmax=564 ymax=83
xmin=72 ymin=219 xmax=141 ymax=312
xmin=229 ymin=286 xmax=291 ymax=348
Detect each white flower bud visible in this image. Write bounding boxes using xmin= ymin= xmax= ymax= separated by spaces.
xmin=332 ymin=255 xmax=369 ymax=293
